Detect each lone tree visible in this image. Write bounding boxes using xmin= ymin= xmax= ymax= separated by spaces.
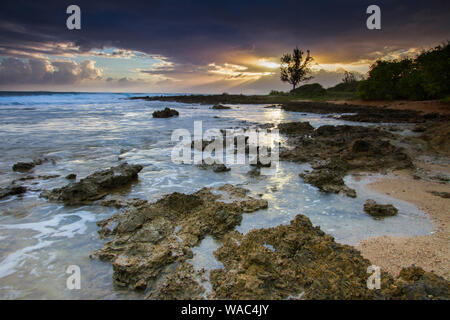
xmin=280 ymin=47 xmax=314 ymax=90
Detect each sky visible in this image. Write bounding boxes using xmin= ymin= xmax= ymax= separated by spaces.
xmin=0 ymin=0 xmax=449 ymax=93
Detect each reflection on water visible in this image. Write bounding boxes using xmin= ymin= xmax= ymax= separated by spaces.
xmin=0 ymin=93 xmax=433 ymax=299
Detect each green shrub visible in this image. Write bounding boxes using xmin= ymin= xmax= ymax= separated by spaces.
xmin=327 ymin=81 xmax=360 ymax=93
xmin=358 ymin=42 xmax=450 ymax=100
xmin=290 ymin=83 xmax=326 ymax=97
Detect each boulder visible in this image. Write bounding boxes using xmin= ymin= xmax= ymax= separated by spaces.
xmin=65 ymin=173 xmax=77 ymax=180
xmin=152 ymin=108 xmax=179 ymax=118
xmin=12 ymin=162 xmax=35 ymax=172
xmin=363 ymin=199 xmax=398 ymax=218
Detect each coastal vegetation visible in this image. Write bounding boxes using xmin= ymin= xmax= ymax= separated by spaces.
xmin=358 ymin=42 xmax=450 ymax=101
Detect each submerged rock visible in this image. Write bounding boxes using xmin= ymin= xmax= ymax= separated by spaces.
xmin=12 ymin=157 xmax=56 ymax=172
xmin=91 ymin=184 xmax=268 ymax=293
xmin=40 ymin=163 xmax=143 ymax=205
xmin=0 ymin=185 xmax=27 ymax=199
xmin=197 ymin=159 xmax=231 ymax=172
xmin=363 ymin=200 xmax=398 ymax=218
xmin=152 ymin=108 xmax=179 ymax=118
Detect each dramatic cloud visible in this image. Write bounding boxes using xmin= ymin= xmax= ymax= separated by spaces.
xmin=0 ymin=0 xmax=448 ymax=92
xmin=0 ymin=57 xmax=102 ymax=85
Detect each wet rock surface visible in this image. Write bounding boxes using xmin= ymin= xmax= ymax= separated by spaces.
xmin=90 ymin=184 xmax=268 ymax=294
xmin=152 ymin=108 xmax=179 ymax=118
xmin=146 ymin=262 xmax=205 ymax=300
xmin=12 ymin=162 xmax=35 ymax=172
xmin=0 ymin=185 xmax=27 ymax=199
xmin=12 ymin=157 xmax=56 ymax=172
xmin=300 ymin=167 xmax=356 ymax=197
xmin=40 ymin=163 xmax=143 ymax=205
xmin=209 ymin=214 xmax=450 ymax=300
xmin=363 ymin=200 xmax=398 ymax=218
xmin=280 ymin=123 xmax=412 ymax=197
xmin=65 ymin=173 xmax=77 ymax=180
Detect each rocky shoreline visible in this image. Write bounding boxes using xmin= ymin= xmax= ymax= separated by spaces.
xmin=7 ymin=99 xmax=449 ymax=299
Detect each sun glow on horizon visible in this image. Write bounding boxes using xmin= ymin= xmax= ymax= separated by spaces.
xmin=257 ymin=59 xmax=280 ymax=69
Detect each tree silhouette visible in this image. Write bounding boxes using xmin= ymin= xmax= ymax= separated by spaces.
xmin=280 ymin=47 xmax=314 ymax=90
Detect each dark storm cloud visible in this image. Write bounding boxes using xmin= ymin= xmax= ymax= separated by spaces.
xmin=0 ymin=0 xmax=449 ymax=65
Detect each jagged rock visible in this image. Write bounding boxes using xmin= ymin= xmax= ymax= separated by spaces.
xmin=0 ymin=185 xmax=27 ymax=199
xmin=197 ymin=159 xmax=231 ymax=172
xmin=280 ymin=123 xmax=412 ymax=197
xmin=209 ymin=214 xmax=450 ymax=300
xmin=90 ymin=185 xmax=268 ymax=291
xmin=363 ymin=200 xmax=398 ymax=218
xmin=210 ymin=214 xmax=387 ymax=299
xmin=278 ymin=122 xmax=314 ymax=135
xmin=300 ymin=162 xmax=356 ymax=197
xmin=12 ymin=157 xmax=55 ymax=172
xmin=384 ymin=266 xmax=450 ymax=300
xmin=146 ymin=262 xmax=205 ymax=300
xmin=152 ymin=108 xmax=179 ymax=118
xmin=65 ymin=173 xmax=77 ymax=180
xmin=101 ymin=195 xmax=148 ymax=209
xmin=12 ymin=162 xmax=35 ymax=172
xmin=200 ymin=163 xmax=230 ymax=172
xmin=40 ymin=163 xmax=143 ymax=205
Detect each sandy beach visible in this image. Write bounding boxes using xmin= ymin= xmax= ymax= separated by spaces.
xmin=357 ymin=167 xmax=450 ymax=280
